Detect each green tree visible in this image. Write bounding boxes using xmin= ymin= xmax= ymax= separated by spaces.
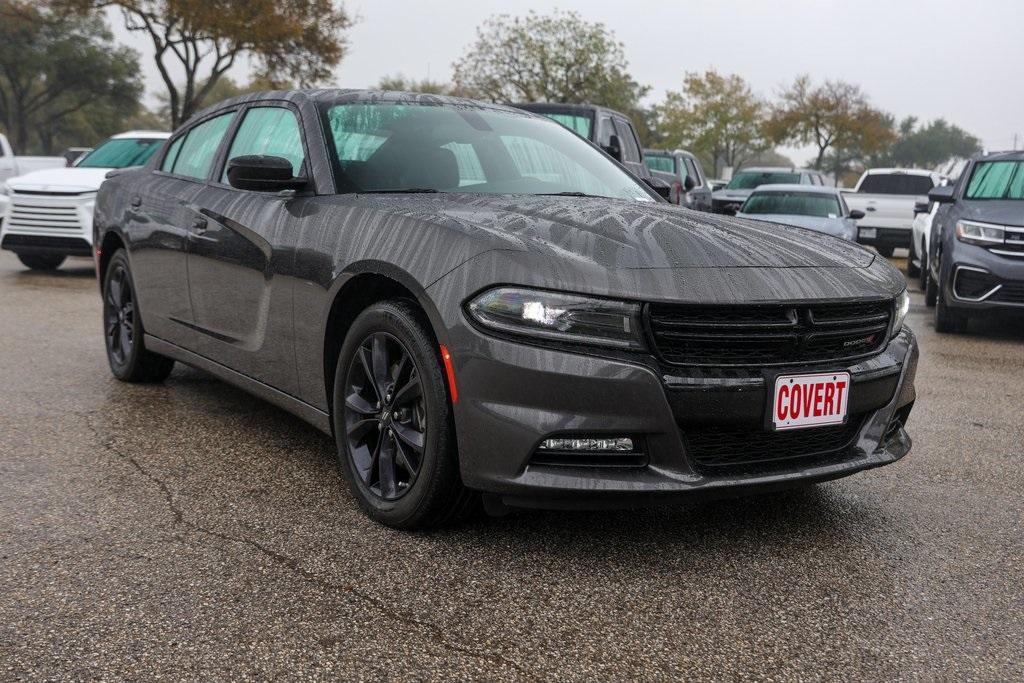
xmin=377 ymin=74 xmax=458 ymax=96
xmin=657 ymin=70 xmax=769 ymax=176
xmin=62 ymin=0 xmax=354 ymax=127
xmin=152 ymin=74 xmax=295 ymax=126
xmin=0 ymin=0 xmax=142 ymax=153
xmin=875 ymin=117 xmax=982 ymax=167
xmin=452 ymin=10 xmax=649 ymax=114
xmin=766 ymin=75 xmax=896 ymax=179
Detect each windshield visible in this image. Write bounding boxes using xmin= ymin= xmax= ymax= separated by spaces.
xmin=741 ymin=192 xmax=841 ymax=218
xmin=321 ymin=103 xmax=653 ymax=201
xmin=727 ymin=171 xmax=800 ymax=189
xmin=857 ymin=173 xmax=934 ymax=195
xmin=644 ymin=155 xmax=675 ymax=174
xmin=76 ymin=137 xmax=165 ymax=168
xmin=965 ymin=161 xmax=1024 ymax=200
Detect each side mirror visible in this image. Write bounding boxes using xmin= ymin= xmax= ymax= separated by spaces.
xmin=644 ymin=177 xmax=672 ymax=200
xmin=683 ymin=175 xmax=697 ymax=192
xmin=602 ymin=134 xmax=622 ymax=162
xmin=928 ymin=186 xmax=956 ymax=204
xmin=226 ymin=155 xmax=307 ymax=192
xmin=849 ymin=209 xmax=866 ymax=220
xmin=913 ymin=198 xmax=931 ymax=215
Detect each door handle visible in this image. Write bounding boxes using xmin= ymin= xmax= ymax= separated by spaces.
xmin=130 ymin=195 xmax=142 ymax=208
xmin=191 ymin=216 xmax=208 ymax=233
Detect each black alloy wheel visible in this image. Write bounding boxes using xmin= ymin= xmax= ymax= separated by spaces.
xmin=343 ymin=332 xmax=426 ymax=501
xmin=102 ymin=250 xmax=175 ymax=382
xmin=105 ymin=263 xmax=135 ymax=367
xmin=333 ymin=300 xmax=473 ymax=529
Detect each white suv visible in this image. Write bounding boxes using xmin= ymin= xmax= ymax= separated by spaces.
xmin=1 ymin=131 xmax=169 ymax=270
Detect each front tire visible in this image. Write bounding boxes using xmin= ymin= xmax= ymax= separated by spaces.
xmin=934 ymin=278 xmax=968 ymax=334
xmin=17 ymin=253 xmax=65 ymax=271
xmin=333 ymin=300 xmax=472 ymax=529
xmin=102 ymin=250 xmax=175 ymax=382
xmin=876 ymin=245 xmax=895 ymax=258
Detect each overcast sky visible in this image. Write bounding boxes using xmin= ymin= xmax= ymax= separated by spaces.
xmin=110 ymin=0 xmax=1024 ymax=164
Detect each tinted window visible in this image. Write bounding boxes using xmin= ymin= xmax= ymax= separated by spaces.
xmin=965 ymin=161 xmax=1024 ymax=200
xmin=223 ymin=107 xmax=305 ymax=181
xmin=858 ymin=173 xmax=934 ymax=195
xmin=644 ymin=155 xmax=675 ymax=174
xmin=727 ymin=171 xmax=801 ymax=189
xmin=596 ymin=116 xmax=615 ymax=148
xmin=742 ymin=192 xmax=841 ymax=218
xmin=613 ymin=118 xmax=640 ymax=163
xmin=160 ymin=136 xmax=184 ymax=172
xmin=76 ymin=137 xmax=165 ymax=168
xmin=322 ymin=103 xmax=653 ymax=201
xmin=540 ymin=113 xmax=592 ymax=139
xmin=171 ymin=113 xmax=235 ymax=180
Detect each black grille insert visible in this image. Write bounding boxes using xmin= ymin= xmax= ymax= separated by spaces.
xmin=647 ymin=301 xmax=892 ymax=366
xmin=684 ymin=416 xmax=865 ymax=474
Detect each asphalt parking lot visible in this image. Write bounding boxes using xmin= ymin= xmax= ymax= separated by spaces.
xmin=1 ymin=251 xmax=1022 ymax=680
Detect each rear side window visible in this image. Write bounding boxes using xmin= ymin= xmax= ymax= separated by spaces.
xmin=858 ymin=173 xmax=934 ymax=195
xmin=645 ymin=155 xmax=675 ymax=174
xmin=223 ymin=107 xmax=305 ymax=181
xmin=169 ymin=112 xmax=235 ymax=180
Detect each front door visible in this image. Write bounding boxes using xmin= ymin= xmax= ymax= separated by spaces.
xmin=186 ymin=105 xmax=309 ymax=395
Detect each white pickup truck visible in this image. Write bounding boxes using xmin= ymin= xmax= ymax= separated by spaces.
xmin=843 ymin=168 xmax=941 ymax=256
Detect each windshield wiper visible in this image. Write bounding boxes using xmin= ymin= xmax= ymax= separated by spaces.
xmin=536 ymin=191 xmax=610 ymax=199
xmin=360 ymin=188 xmax=439 ymax=194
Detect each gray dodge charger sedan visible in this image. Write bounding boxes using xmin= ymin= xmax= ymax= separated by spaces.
xmin=92 ymin=90 xmax=918 ymax=528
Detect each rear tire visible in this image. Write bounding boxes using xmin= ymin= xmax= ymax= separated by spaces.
xmin=907 ymin=238 xmax=920 ymax=278
xmin=876 ymin=245 xmax=895 ymax=258
xmin=919 ymin=245 xmax=929 ymax=289
xmin=332 ymin=300 xmax=473 ymax=529
xmin=102 ymin=250 xmax=175 ymax=382
xmin=17 ymin=253 xmax=65 ymax=271
xmin=924 ymin=257 xmax=938 ymax=308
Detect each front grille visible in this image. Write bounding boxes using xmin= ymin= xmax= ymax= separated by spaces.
xmin=647 ymin=300 xmax=892 ymax=367
xmin=684 ymin=416 xmax=864 ymax=474
xmin=7 ymin=194 xmax=84 ymax=234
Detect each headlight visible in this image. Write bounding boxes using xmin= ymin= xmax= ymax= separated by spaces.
xmin=956 ymin=220 xmax=1004 ymax=246
xmin=466 ymin=287 xmax=644 ymax=349
xmin=890 ymin=289 xmax=910 ymax=339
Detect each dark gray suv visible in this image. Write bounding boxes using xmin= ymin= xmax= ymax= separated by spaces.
xmin=92 ymin=90 xmax=918 ymax=529
xmin=925 ymin=151 xmax=1024 ymax=332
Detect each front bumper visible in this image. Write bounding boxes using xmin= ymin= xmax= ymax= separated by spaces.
xmin=449 ymin=323 xmax=918 ymax=510
xmin=943 ymin=242 xmax=1024 ymax=313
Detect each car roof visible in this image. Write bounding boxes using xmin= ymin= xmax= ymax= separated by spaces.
xmin=111 ymin=130 xmax=171 ymax=139
xmin=862 ymin=167 xmax=936 ymax=177
xmin=191 ymin=89 xmax=543 ymax=123
xmin=749 ymin=184 xmax=840 ymax=195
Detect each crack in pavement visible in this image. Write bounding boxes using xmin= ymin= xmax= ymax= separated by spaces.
xmin=80 ymin=411 xmax=524 ymax=674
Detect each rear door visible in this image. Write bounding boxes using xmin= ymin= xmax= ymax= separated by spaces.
xmin=185 ymin=103 xmax=310 ymax=395
xmin=127 ymin=112 xmax=235 ymax=348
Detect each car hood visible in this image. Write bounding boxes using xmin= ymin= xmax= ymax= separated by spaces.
xmin=959 ymin=200 xmax=1024 ymax=227
xmin=5 ymin=167 xmax=110 ymax=193
xmin=354 ymin=194 xmax=874 ymax=270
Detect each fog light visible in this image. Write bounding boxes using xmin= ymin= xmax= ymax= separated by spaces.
xmin=538 ymin=437 xmax=634 ymax=452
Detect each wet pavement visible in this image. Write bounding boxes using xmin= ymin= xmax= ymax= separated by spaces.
xmin=1 ymin=252 xmax=1022 ymax=680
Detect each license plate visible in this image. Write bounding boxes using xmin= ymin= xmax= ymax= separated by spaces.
xmin=772 ymin=372 xmax=851 ymax=431
xmin=859 ymin=227 xmax=877 ymax=239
